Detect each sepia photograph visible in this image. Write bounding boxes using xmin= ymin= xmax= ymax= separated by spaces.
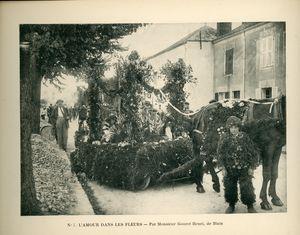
xmin=1 ymin=1 xmax=300 ymax=235
xmin=20 ymin=22 xmax=286 ymax=215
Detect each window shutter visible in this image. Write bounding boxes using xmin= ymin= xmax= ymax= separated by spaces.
xmin=257 ymin=39 xmax=261 ymax=68
xmin=225 ymin=48 xmax=234 ymax=75
xmin=255 ymin=88 xmax=261 ymax=99
xmin=273 ymin=86 xmax=278 ymax=98
xmin=271 ymin=36 xmax=275 ymax=65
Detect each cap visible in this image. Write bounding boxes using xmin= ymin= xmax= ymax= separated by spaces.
xmin=226 ymin=116 xmax=242 ymax=128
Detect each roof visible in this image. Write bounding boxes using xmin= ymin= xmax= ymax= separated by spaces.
xmin=213 ymin=22 xmax=267 ymax=43
xmin=145 ymin=25 xmax=217 ymax=61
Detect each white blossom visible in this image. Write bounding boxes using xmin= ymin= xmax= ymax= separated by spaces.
xmin=239 ymin=101 xmax=245 ymax=107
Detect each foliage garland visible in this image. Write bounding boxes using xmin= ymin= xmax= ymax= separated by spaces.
xmin=114 ymin=51 xmax=154 ymax=142
xmin=198 ymin=100 xmax=247 ymax=159
xmin=195 ymin=99 xmax=285 ymax=161
xmin=217 ymin=131 xmax=260 ymax=170
xmin=70 ymin=138 xmax=193 ymax=190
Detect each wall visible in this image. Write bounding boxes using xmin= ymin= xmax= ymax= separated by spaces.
xmin=184 ymin=41 xmax=214 ymax=109
xmin=213 ymin=33 xmax=245 ymax=98
xmin=148 ymin=41 xmax=214 ymax=110
xmin=244 ymin=22 xmax=286 ymax=98
xmin=148 ymin=45 xmax=186 ymax=89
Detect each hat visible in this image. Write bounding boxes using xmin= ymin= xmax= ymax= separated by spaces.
xmin=56 ymin=99 xmax=63 ymax=104
xmin=226 ymin=116 xmax=241 ymax=128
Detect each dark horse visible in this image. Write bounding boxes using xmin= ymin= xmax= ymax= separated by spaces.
xmin=159 ymin=95 xmax=286 ymax=210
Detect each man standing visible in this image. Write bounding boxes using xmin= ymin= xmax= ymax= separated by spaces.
xmin=53 ymin=99 xmax=69 ymax=151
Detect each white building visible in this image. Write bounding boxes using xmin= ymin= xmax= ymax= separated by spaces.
xmin=146 ymin=25 xmax=216 ymax=110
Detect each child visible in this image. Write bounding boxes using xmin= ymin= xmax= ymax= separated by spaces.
xmin=217 ymin=116 xmax=260 ymax=213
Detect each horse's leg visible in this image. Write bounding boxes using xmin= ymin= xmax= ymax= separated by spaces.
xmin=269 ymin=146 xmax=284 ymax=206
xmin=191 ymin=130 xmax=206 ymax=193
xmin=260 ymin=146 xmax=274 ymax=210
xmin=206 ymin=160 xmax=220 ymax=193
xmin=191 ymin=159 xmax=205 ymax=193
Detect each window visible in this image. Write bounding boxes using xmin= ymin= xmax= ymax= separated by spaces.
xmin=262 ymin=87 xmax=272 ymax=98
xmin=215 ymin=93 xmax=219 ymax=101
xmin=260 ymin=36 xmax=274 ymax=68
xmin=233 ymin=90 xmax=240 ymax=99
xmin=215 ymin=92 xmax=230 ymax=101
xmin=225 ymin=48 xmax=234 ymax=75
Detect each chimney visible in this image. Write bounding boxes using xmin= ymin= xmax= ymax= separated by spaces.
xmin=217 ymin=23 xmax=232 ymax=36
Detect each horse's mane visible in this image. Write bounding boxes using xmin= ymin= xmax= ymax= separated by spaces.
xmin=192 ymin=102 xmax=220 ymax=132
xmin=192 ymin=95 xmax=286 ymax=132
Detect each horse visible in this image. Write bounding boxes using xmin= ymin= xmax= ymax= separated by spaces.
xmin=158 ymin=94 xmax=286 ymax=210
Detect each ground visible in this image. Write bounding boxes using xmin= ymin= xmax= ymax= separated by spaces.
xmin=67 ymin=118 xmax=287 ymax=215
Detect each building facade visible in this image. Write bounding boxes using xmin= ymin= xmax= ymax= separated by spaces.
xmin=146 ymin=22 xmax=286 ymax=110
xmin=213 ymin=22 xmax=286 ymax=101
xmin=146 ymin=26 xmax=217 ymax=110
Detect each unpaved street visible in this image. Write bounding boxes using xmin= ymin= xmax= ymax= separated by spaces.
xmin=89 ymin=155 xmax=286 ymax=214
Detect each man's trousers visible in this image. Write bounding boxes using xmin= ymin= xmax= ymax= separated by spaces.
xmin=56 ymin=117 xmax=68 ymax=151
xmin=223 ymin=169 xmax=256 ymax=206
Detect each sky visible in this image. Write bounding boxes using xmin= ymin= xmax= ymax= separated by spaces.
xmin=41 ymin=23 xmax=241 ymax=106
xmin=105 ymin=23 xmax=216 ymax=77
xmin=118 ymin=22 xmax=241 ymax=59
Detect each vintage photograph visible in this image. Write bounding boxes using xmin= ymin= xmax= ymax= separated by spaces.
xmin=20 ymin=22 xmax=286 ymax=216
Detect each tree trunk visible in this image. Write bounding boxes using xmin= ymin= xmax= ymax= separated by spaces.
xmin=30 ymin=54 xmax=42 ymax=134
xmin=157 ymin=158 xmax=197 ymax=183
xmin=20 ymin=44 xmax=40 ymax=215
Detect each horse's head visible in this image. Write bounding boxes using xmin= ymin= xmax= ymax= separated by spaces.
xmin=271 ymin=93 xmax=286 ymax=124
xmin=280 ymin=94 xmax=286 ymax=124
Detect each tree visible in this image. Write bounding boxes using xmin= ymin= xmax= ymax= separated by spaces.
xmin=161 ymin=59 xmax=195 ymax=137
xmin=114 ymin=51 xmax=154 ymax=142
xmin=20 ymin=24 xmax=142 ymax=215
xmin=20 ymin=24 xmax=141 ymax=133
xmin=20 ymin=43 xmax=40 ymax=215
xmin=86 ymin=64 xmax=106 ymax=142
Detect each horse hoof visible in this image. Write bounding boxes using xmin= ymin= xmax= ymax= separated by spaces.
xmin=260 ymin=201 xmax=272 ymax=210
xmin=247 ymin=205 xmax=257 ymax=213
xmin=225 ymin=206 xmax=235 ymax=214
xmin=196 ymin=186 xmax=205 ymax=193
xmin=213 ymin=184 xmax=220 ymax=193
xmin=271 ymin=198 xmax=284 ymax=207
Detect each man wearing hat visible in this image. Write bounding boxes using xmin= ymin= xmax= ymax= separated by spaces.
xmin=101 ymin=114 xmax=118 ymax=143
xmin=52 ymin=99 xmax=70 ymax=151
xmin=217 ymin=116 xmax=260 ymax=213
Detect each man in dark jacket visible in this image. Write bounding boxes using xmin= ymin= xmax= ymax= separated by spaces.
xmin=52 ymin=99 xmax=69 ymax=151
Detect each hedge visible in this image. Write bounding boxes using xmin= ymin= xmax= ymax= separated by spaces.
xmin=70 ymin=138 xmax=193 ymax=191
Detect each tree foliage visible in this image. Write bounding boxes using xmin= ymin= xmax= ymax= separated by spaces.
xmin=161 ymin=59 xmax=195 ymax=137
xmin=20 ymin=24 xmax=142 ymax=134
xmin=20 ymin=24 xmax=142 ymax=82
xmin=114 ymin=51 xmax=154 ymax=142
